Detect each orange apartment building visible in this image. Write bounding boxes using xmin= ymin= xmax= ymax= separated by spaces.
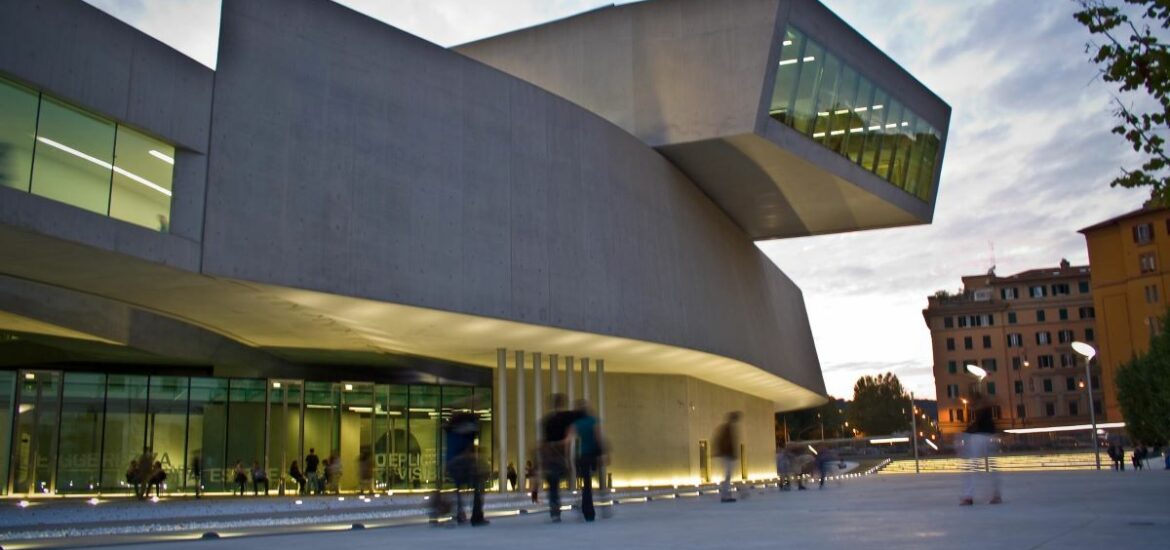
xmin=1080 ymin=205 xmax=1170 ymax=423
xmin=923 ymin=261 xmax=1100 ymax=439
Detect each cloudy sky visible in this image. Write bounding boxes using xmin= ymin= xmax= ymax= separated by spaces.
xmin=85 ymin=0 xmax=1149 ymax=400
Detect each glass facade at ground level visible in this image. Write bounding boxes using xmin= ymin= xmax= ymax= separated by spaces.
xmin=0 ymin=74 xmax=175 ymax=232
xmin=770 ymin=27 xmax=941 ymax=202
xmin=0 ymin=370 xmax=492 ymax=496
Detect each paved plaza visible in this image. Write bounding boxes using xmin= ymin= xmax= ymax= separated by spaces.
xmin=10 ymin=470 xmax=1160 ymax=550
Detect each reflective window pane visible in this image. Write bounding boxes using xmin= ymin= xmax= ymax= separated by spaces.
xmin=810 ymin=53 xmax=841 ymax=144
xmin=827 ymin=66 xmax=858 ymax=153
xmin=844 ymin=77 xmax=873 ymax=164
xmin=148 ymin=376 xmax=189 ymax=494
xmin=409 ymin=386 xmax=441 ymax=489
xmin=339 ymin=382 xmax=375 ymax=493
xmin=876 ymin=101 xmax=904 ymax=180
xmin=226 ymin=379 xmax=266 ymax=493
xmin=473 ymin=387 xmax=493 ymax=490
xmin=31 ymin=98 xmax=115 ymax=214
xmin=790 ymin=41 xmax=823 ymax=135
xmin=187 ymin=377 xmax=228 ymax=492
xmin=768 ymin=26 xmax=940 ymax=201
xmin=57 ymin=373 xmax=105 ymax=494
xmin=101 ymin=374 xmax=148 ymax=494
xmin=375 ymin=385 xmax=410 ymax=490
xmin=110 ymin=127 xmax=174 ymax=231
xmin=0 ymin=76 xmax=38 ymax=192
xmin=0 ymin=371 xmax=13 ymax=495
xmin=12 ymin=371 xmax=61 ymax=495
xmin=304 ymin=381 xmax=339 ymax=492
xmin=770 ymin=28 xmax=806 ymax=124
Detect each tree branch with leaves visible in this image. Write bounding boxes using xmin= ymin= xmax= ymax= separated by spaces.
xmin=1075 ymin=0 xmax=1170 ymax=203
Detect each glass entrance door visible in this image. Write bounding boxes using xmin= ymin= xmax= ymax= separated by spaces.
xmin=267 ymin=380 xmax=304 ymax=495
xmin=9 ymin=371 xmax=62 ymax=496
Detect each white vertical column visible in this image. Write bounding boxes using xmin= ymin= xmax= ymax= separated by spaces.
xmin=597 ymin=359 xmax=606 ymax=490
xmin=532 ymin=351 xmax=543 ymax=423
xmin=496 ymin=348 xmax=508 ymax=492
xmin=515 ymin=349 xmax=525 ymax=492
xmin=532 ymin=351 xmax=543 ymax=489
xmin=549 ymin=354 xmax=559 ymax=399
xmin=566 ymin=355 xmax=575 ymax=403
xmin=581 ymin=357 xmax=591 ymax=403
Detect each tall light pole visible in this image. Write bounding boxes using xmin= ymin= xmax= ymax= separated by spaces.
xmin=1071 ymin=341 xmax=1101 ymax=470
xmin=817 ymin=412 xmax=824 ymax=442
xmin=909 ymin=392 xmax=919 ymax=474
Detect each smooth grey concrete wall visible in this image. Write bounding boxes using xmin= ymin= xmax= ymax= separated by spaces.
xmin=0 ymin=0 xmax=213 ymax=249
xmin=458 ymin=0 xmax=781 ymax=147
xmin=0 ymin=274 xmax=293 ymax=374
xmin=203 ymin=0 xmax=824 ymax=395
xmin=458 ymin=0 xmax=950 ymax=239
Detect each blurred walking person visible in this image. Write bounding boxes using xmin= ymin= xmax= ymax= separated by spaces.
xmin=444 ymin=409 xmax=488 ymax=526
xmin=359 ymin=449 xmax=375 ymax=495
xmin=506 ymin=462 xmax=518 ymax=491
xmin=326 ymin=453 xmax=343 ymax=494
xmin=540 ymin=393 xmax=581 ymax=522
xmin=775 ymin=446 xmax=793 ymax=491
xmin=959 ymin=393 xmax=1001 ymax=505
xmin=525 ymin=459 xmax=539 ymax=503
xmin=190 ymin=452 xmax=203 ymax=499
xmin=713 ymin=411 xmax=741 ymax=503
xmin=573 ymin=400 xmax=606 ymax=522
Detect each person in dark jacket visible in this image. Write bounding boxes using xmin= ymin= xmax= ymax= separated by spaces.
xmin=959 ymin=393 xmax=1001 ymax=506
xmin=573 ymin=400 xmax=606 ymax=521
xmin=305 ymin=448 xmax=321 ymax=495
xmin=444 ymin=410 xmax=488 ymax=526
xmin=289 ymin=460 xmax=307 ymax=495
xmin=713 ymin=411 xmax=741 ymax=503
xmin=540 ymin=393 xmax=582 ymax=522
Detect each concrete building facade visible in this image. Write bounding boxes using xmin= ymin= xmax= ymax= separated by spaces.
xmin=924 ymin=263 xmax=1100 ymax=438
xmin=0 ymin=0 xmax=947 ymax=496
xmin=1080 ymin=205 xmax=1170 ymax=423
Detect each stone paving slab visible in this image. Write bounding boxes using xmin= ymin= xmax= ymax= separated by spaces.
xmin=95 ymin=470 xmax=1170 ymax=550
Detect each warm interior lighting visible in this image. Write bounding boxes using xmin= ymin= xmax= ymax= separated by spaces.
xmin=149 ymin=149 xmax=175 ymax=165
xmin=36 ymin=136 xmax=172 ymax=197
xmin=272 ymin=382 xmax=281 ymax=389
xmin=348 ymin=406 xmax=373 ymax=413
xmin=24 ymin=372 xmax=35 ymax=380
xmin=344 ymin=384 xmax=354 ymax=391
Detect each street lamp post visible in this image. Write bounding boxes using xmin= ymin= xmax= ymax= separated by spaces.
xmin=965 ymin=364 xmax=988 ymax=394
xmin=909 ymin=392 xmax=919 ymax=474
xmin=1071 ymin=341 xmax=1101 ymax=470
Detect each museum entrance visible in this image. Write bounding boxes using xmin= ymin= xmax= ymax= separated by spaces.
xmin=266 ymin=380 xmax=304 ymax=495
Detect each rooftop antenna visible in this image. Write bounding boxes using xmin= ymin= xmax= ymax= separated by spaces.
xmin=987 ymin=241 xmax=996 ymax=276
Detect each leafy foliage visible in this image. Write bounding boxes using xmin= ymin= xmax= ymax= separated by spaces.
xmin=845 ymin=373 xmax=911 ymax=436
xmin=1075 ymin=1 xmax=1170 ymax=202
xmin=1114 ymin=312 xmax=1170 ymax=445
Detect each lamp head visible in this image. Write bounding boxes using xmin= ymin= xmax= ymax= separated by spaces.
xmin=1071 ymin=341 xmax=1096 ymax=360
